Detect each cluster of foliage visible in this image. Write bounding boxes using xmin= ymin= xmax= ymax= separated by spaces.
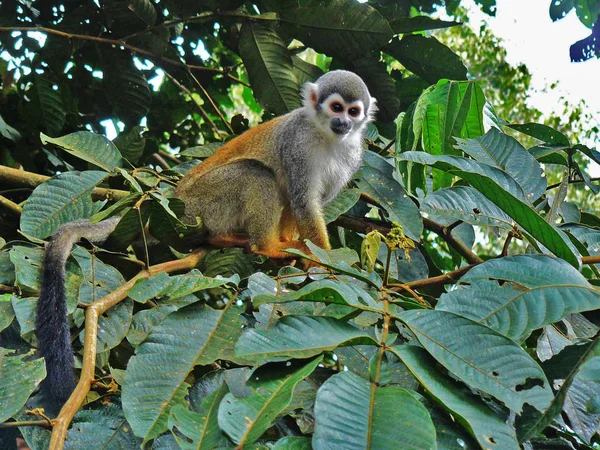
xmin=1 ymin=0 xmax=600 ymax=449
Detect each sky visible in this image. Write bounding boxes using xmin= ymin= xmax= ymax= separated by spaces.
xmin=457 ymin=0 xmax=600 ymax=173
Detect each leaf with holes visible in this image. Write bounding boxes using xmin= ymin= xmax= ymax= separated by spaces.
xmin=398 ymin=310 xmax=554 ymax=413
xmin=0 ymin=349 xmax=46 ymax=423
xmin=392 ymin=346 xmax=520 ymax=450
xmin=218 ymin=358 xmax=321 ymax=447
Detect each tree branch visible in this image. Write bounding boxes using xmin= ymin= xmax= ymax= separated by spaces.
xmin=0 ymin=194 xmax=22 ymax=215
xmin=0 ymin=165 xmax=130 ymax=201
xmin=49 ymin=250 xmax=207 ymax=450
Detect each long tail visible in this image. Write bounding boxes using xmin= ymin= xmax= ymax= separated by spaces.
xmin=36 ymin=217 xmax=120 ymax=405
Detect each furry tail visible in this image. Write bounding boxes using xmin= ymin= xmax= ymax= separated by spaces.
xmin=36 ymin=217 xmax=120 ymax=405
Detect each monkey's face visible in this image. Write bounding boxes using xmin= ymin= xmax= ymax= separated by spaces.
xmin=318 ymin=93 xmax=366 ymax=137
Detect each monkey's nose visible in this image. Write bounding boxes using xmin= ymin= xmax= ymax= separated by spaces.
xmin=331 ymin=118 xmax=351 ymax=135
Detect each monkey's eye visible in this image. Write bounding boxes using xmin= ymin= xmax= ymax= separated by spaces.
xmin=330 ymin=102 xmax=344 ymax=113
xmin=348 ymin=107 xmax=360 ymax=117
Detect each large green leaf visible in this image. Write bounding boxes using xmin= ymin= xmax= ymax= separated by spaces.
xmin=397 ymin=151 xmax=580 ymax=266
xmin=312 ymin=370 xmax=436 ymax=450
xmin=234 ymin=316 xmax=377 ymax=363
xmin=81 ymin=299 xmax=133 ymax=353
xmin=422 ymin=186 xmax=514 ymax=230
xmin=392 ymin=346 xmax=520 ymax=450
xmin=398 ymin=310 xmax=554 ymax=412
xmin=103 ymin=62 xmax=151 ymax=126
xmin=279 ymin=0 xmax=392 ymax=59
xmin=385 ymin=35 xmax=467 ymax=84
xmin=64 ymin=401 xmax=142 ymax=449
xmin=40 ymin=132 xmax=122 ymax=171
xmin=517 ymin=337 xmax=600 ymax=442
xmin=455 ymin=128 xmax=547 ymax=201
xmin=239 ymin=22 xmax=300 ymax=115
xmin=72 ymin=246 xmax=125 ymax=305
xmin=356 ymin=151 xmax=422 ymax=241
xmin=32 ymin=76 xmax=66 ymax=136
xmin=323 ymin=188 xmax=361 ymax=223
xmin=253 ymin=279 xmax=383 ymax=313
xmin=507 ymin=122 xmax=570 ymax=146
xmin=122 ymin=302 xmax=244 ymax=443
xmin=0 ymin=349 xmax=46 ymax=423
xmin=218 ymin=358 xmax=321 ymax=446
xmin=409 ymin=80 xmax=486 ymax=190
xmin=20 ymin=170 xmax=109 ymax=239
xmin=168 ymin=383 xmax=230 ymax=450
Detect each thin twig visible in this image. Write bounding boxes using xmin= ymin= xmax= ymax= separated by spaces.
xmin=0 ymin=420 xmax=52 ymax=429
xmin=0 ymin=26 xmax=229 ymax=76
xmin=547 ymin=177 xmax=600 ymax=190
xmin=188 ymin=70 xmax=235 ymax=134
xmin=158 ymin=150 xmax=181 ymax=165
xmin=162 ymin=70 xmax=223 ymax=139
xmin=0 ymin=194 xmax=22 ymax=215
xmin=150 ymin=153 xmax=170 ymax=170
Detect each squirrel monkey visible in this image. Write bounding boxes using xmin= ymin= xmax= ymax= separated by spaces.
xmin=36 ymin=70 xmax=376 ymax=405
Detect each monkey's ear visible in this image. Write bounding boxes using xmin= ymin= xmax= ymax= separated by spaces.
xmin=301 ymin=82 xmax=319 ymax=110
xmin=367 ymin=96 xmax=378 ymax=122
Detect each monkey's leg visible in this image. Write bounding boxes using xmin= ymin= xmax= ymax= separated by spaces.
xmin=279 ymin=204 xmax=298 ymax=242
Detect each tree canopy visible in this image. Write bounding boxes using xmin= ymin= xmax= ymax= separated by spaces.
xmin=1 ymin=1 xmax=599 ymax=449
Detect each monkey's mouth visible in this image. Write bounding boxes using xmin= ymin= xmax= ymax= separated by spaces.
xmin=331 ymin=124 xmax=352 ymax=135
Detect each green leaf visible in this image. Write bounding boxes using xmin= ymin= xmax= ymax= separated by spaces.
xmin=72 ymin=246 xmax=125 ymax=306
xmin=128 ymin=270 xmax=235 ymax=303
xmin=517 ymin=337 xmax=600 ymax=441
xmin=507 ymin=123 xmax=570 ymax=146
xmin=0 ymin=349 xmax=46 ymax=423
xmin=323 ymin=188 xmax=361 ymax=223
xmin=0 ymin=296 xmax=15 ymax=332
xmin=64 ymin=401 xmax=142 ymax=449
xmin=122 ymin=302 xmax=244 ymax=443
xmin=253 ymin=279 xmax=383 ymax=313
xmin=20 ymin=170 xmax=109 ymax=239
xmin=33 ymin=76 xmax=66 ymax=136
xmin=234 ymin=316 xmax=377 ymax=363
xmin=238 ymin=22 xmax=300 ymax=115
xmin=291 ymin=56 xmax=324 ymax=84
xmin=168 ymin=383 xmax=230 ymax=450
xmin=389 ymin=16 xmax=461 ymax=34
xmin=386 ymin=35 xmax=467 ymax=84
xmin=40 ymin=132 xmax=122 ymax=171
xmin=104 ymin=63 xmax=152 ymax=126
xmin=398 ymin=310 xmax=554 ymax=412
xmin=218 ymin=358 xmax=321 ymax=446
xmin=397 ymin=151 xmax=581 ymax=267
xmin=356 ymin=151 xmax=422 ymax=241
xmin=392 ymin=346 xmax=520 ymax=450
xmin=455 ymin=128 xmax=546 ymax=201
xmin=11 ymin=297 xmax=37 ymax=336
xmin=273 ymin=437 xmax=312 ymax=450
xmin=113 ymin=126 xmax=146 ymax=164
xmin=422 ymin=186 xmax=514 ymax=230
xmin=313 ymin=370 xmax=436 ymax=450
xmin=280 ymin=0 xmax=393 ymax=60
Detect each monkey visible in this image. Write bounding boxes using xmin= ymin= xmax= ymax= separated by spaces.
xmin=35 ymin=70 xmax=376 ymax=405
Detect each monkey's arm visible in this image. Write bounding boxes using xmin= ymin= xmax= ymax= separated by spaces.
xmin=283 ymin=156 xmax=330 ymax=250
xmin=37 ymin=217 xmax=119 ymax=406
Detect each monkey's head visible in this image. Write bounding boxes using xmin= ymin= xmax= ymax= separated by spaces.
xmin=302 ymin=70 xmax=377 ymax=139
